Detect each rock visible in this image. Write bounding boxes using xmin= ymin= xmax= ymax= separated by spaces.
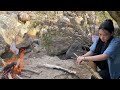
xmin=0 ymin=11 xmax=7 ymax=15
xmin=16 ymin=36 xmax=32 ymax=49
xmin=114 ymin=27 xmax=120 ymax=36
xmin=0 ymin=11 xmax=38 ymax=47
xmin=17 ymin=24 xmax=29 ymax=37
xmin=0 ymin=44 xmax=15 ymax=60
xmin=66 ymin=40 xmax=87 ymax=59
xmin=74 ymin=16 xmax=83 ymax=25
xmin=18 ymin=12 xmax=31 ymax=23
xmin=31 ymin=39 xmax=41 ymax=52
xmin=0 ymin=35 xmax=6 ymax=56
xmin=70 ymin=16 xmax=83 ymax=25
xmin=63 ymin=11 xmax=76 ymax=17
xmin=27 ymin=28 xmax=39 ymax=39
xmin=0 ymin=14 xmax=19 ymax=45
xmin=60 ymin=16 xmax=70 ymax=23
xmin=10 ymin=42 xmax=19 ymax=55
xmin=1 ymin=51 xmax=14 ymax=60
xmin=16 ymin=34 xmax=41 ymax=53
xmin=57 ymin=16 xmax=71 ymax=28
xmin=46 ymin=37 xmax=73 ymax=56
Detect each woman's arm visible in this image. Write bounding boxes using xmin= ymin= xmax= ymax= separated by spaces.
xmin=84 ymin=54 xmax=108 ymax=61
xmin=76 ymin=54 xmax=108 ymax=64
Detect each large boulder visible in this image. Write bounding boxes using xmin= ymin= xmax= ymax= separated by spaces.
xmin=0 ymin=13 xmax=20 ymax=45
xmin=0 ymin=12 xmax=39 ymax=51
xmin=45 ymin=37 xmax=73 ymax=56
xmin=108 ymin=11 xmax=120 ymax=28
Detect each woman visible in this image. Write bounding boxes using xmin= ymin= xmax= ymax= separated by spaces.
xmin=76 ymin=19 xmax=120 ymax=79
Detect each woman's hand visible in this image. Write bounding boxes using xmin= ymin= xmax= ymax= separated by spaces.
xmin=76 ymin=56 xmax=84 ymax=64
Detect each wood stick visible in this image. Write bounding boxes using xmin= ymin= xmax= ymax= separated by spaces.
xmin=74 ymin=53 xmax=102 ymax=79
xmin=8 ymin=73 xmax=13 ymax=79
xmin=15 ymin=74 xmax=23 ymax=79
xmin=1 ymin=59 xmax=6 ymax=66
xmin=37 ymin=63 xmax=77 ymax=75
xmin=15 ymin=59 xmax=21 ymax=68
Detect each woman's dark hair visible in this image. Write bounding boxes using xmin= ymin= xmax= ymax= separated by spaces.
xmin=99 ymin=19 xmax=114 ymax=33
xmin=94 ymin=19 xmax=114 ymax=55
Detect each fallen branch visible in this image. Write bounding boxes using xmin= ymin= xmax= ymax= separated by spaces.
xmin=22 ymin=68 xmax=40 ymax=75
xmin=74 ymin=53 xmax=102 ymax=79
xmin=37 ymin=63 xmax=77 ymax=75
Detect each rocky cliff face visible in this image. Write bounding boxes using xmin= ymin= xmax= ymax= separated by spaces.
xmin=0 ymin=11 xmax=118 ymax=56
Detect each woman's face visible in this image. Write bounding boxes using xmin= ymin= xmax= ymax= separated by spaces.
xmin=99 ymin=29 xmax=113 ymax=43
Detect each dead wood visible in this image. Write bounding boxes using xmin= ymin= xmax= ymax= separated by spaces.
xmin=37 ymin=63 xmax=76 ymax=74
xmin=8 ymin=73 xmax=13 ymax=79
xmin=1 ymin=59 xmax=13 ymax=79
xmin=14 ymin=74 xmax=23 ymax=79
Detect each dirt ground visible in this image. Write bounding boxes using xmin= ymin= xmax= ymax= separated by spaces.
xmin=0 ymin=35 xmax=92 ymax=79
xmin=18 ymin=48 xmax=92 ymax=79
xmin=0 ymin=48 xmax=92 ymax=79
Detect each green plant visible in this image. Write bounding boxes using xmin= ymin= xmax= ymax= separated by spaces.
xmin=42 ymin=32 xmax=53 ymax=52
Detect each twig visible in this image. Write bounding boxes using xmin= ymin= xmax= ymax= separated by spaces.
xmin=74 ymin=53 xmax=102 ymax=79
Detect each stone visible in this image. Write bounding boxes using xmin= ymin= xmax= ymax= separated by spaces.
xmin=66 ymin=40 xmax=85 ymax=59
